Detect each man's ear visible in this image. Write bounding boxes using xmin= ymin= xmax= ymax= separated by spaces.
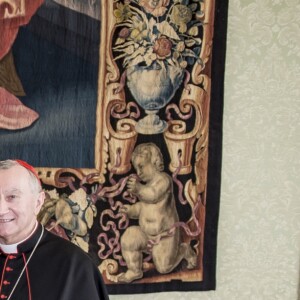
xmin=35 ymin=191 xmax=45 ymax=215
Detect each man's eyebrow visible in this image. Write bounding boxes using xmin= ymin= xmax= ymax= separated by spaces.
xmin=4 ymin=188 xmax=22 ymax=194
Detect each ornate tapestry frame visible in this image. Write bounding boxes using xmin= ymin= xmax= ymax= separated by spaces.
xmin=28 ymin=0 xmax=226 ymax=292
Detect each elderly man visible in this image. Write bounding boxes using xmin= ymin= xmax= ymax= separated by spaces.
xmin=0 ymin=159 xmax=109 ymax=300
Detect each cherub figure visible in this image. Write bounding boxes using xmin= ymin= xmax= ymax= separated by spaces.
xmin=118 ymin=143 xmax=196 ymax=283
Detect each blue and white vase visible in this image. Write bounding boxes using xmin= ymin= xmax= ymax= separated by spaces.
xmin=127 ymin=62 xmax=184 ymax=134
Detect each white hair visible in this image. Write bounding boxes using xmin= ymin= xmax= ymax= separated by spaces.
xmin=0 ymin=159 xmax=42 ymax=194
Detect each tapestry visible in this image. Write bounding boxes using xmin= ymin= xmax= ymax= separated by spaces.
xmin=0 ymin=0 xmax=228 ymax=294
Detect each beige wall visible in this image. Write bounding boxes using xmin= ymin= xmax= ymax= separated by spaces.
xmin=111 ymin=0 xmax=300 ymax=299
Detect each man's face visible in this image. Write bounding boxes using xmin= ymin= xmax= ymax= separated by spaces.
xmin=0 ymin=165 xmax=44 ymax=244
xmin=133 ymin=155 xmax=156 ymax=182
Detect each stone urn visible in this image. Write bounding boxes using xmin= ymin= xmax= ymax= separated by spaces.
xmin=127 ymin=62 xmax=184 ymax=134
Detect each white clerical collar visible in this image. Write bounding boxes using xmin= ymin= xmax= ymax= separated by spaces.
xmin=0 ymin=221 xmax=38 ymax=254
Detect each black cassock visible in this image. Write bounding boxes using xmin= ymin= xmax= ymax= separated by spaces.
xmin=0 ymin=224 xmax=109 ymax=300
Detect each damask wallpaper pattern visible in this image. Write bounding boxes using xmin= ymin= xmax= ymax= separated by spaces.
xmin=110 ymin=0 xmax=300 ymax=299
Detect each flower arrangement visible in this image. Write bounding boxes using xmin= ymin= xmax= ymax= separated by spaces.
xmin=113 ymin=0 xmax=204 ymax=70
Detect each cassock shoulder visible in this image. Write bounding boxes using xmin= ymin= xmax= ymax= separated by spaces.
xmin=31 ymin=229 xmax=110 ymax=300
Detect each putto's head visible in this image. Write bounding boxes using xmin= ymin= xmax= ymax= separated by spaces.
xmin=131 ymin=143 xmax=164 ymax=172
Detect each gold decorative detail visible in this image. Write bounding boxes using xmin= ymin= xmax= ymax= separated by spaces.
xmin=192 ymin=0 xmax=215 ymax=85
xmin=99 ymin=259 xmax=120 ymax=283
xmin=164 ymin=84 xmax=206 ymax=175
xmin=105 ymin=83 xmax=138 ymax=175
xmin=0 ymin=0 xmax=25 ymax=19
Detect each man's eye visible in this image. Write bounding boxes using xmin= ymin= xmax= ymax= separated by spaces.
xmin=7 ymin=195 xmax=17 ymax=201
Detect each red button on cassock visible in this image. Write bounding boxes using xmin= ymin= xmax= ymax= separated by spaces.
xmin=5 ymin=267 xmax=13 ymax=272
